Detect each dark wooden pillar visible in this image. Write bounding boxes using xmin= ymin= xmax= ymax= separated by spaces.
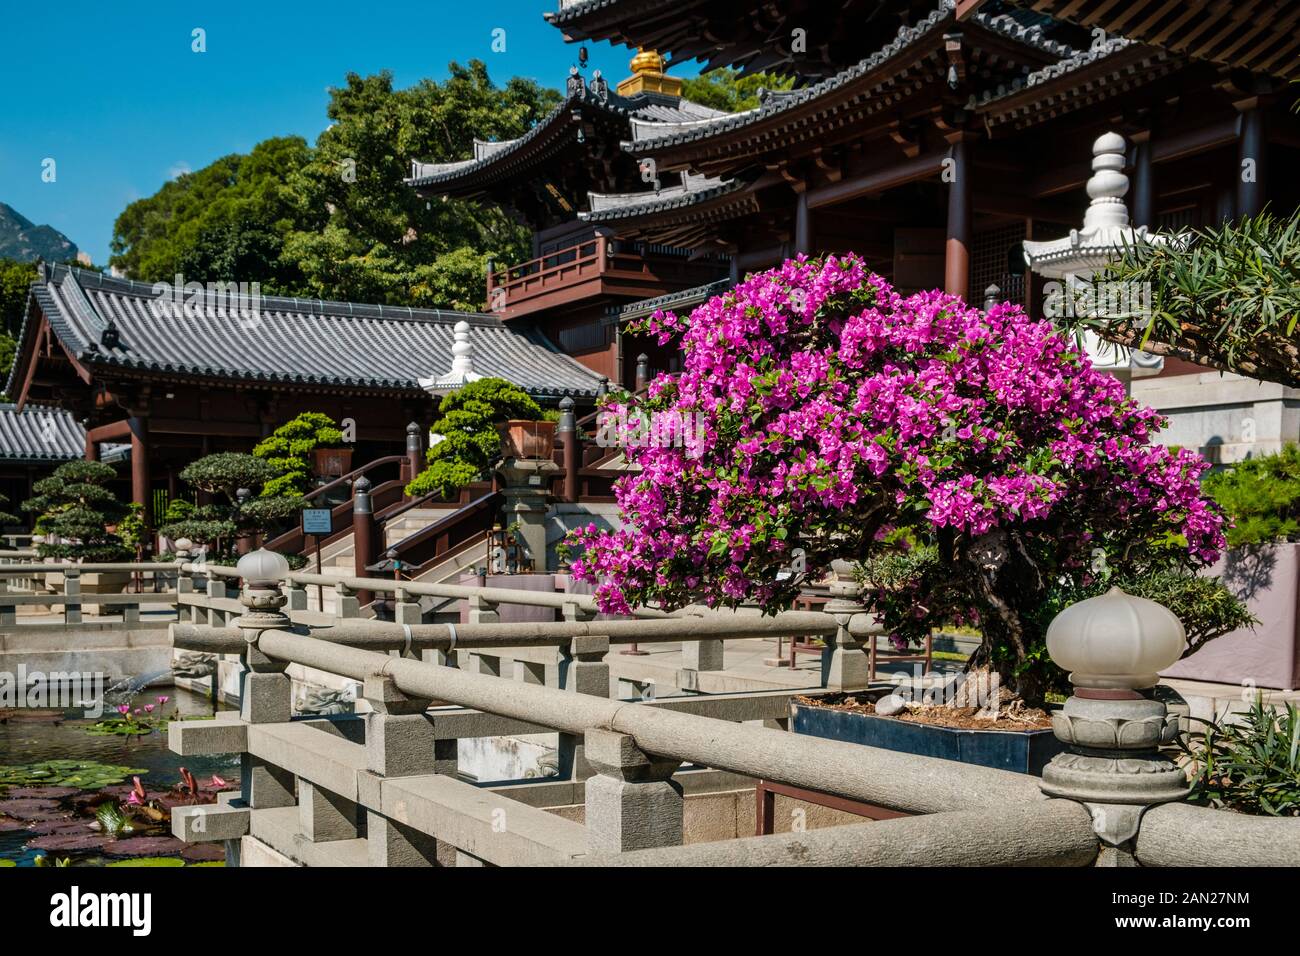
xmin=944 ymin=133 xmax=974 ymax=299
xmin=558 ymin=398 xmax=578 ymax=504
xmin=1236 ymin=96 xmax=1266 ymax=219
xmin=128 ymin=415 xmax=151 ymax=529
xmin=404 ymin=421 xmax=423 ymax=487
xmin=1131 ymin=131 xmax=1154 ymax=229
xmin=794 ymin=191 xmax=813 ymax=256
xmin=353 ymin=476 xmax=376 ymax=606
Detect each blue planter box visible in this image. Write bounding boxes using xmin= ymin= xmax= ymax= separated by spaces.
xmin=791 ymin=702 xmax=1064 ymax=775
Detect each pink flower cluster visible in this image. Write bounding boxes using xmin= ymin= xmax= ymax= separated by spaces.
xmin=568 ymin=255 xmax=1225 ymax=615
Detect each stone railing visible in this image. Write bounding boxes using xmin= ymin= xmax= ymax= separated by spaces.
xmin=163 ymin=554 xmax=1300 ymax=867
xmin=0 ymin=562 xmax=182 ymax=625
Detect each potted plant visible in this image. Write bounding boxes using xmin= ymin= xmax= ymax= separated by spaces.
xmin=252 ymin=412 xmax=348 ymax=493
xmin=568 ymin=255 xmax=1246 ymax=761
xmin=497 ymin=419 xmax=557 ymax=459
xmin=406 ymin=377 xmax=547 ymax=499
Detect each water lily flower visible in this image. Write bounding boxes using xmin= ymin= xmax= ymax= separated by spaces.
xmin=156 ymin=696 xmax=169 ymax=705
xmin=210 ymin=774 xmax=228 ymax=789
xmin=116 ymin=704 xmax=131 ymax=716
xmin=143 ymin=704 xmax=155 ymax=713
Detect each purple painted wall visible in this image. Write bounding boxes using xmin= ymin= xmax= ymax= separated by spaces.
xmin=1162 ymin=542 xmax=1300 ymax=690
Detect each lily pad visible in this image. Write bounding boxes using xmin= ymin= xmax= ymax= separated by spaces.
xmin=106 ymin=856 xmax=185 ymax=868
xmin=25 ymin=820 xmax=87 ymax=836
xmin=103 ymin=836 xmax=186 ymax=858
xmin=0 ymin=760 xmax=148 ymax=789
xmin=0 ymin=798 xmax=62 ymax=820
xmin=188 ymin=861 xmax=225 ymax=867
xmin=180 ymin=843 xmax=225 ymax=862
xmin=0 ymin=860 xmax=15 ymax=867
xmin=3 ymin=786 xmax=81 ymax=799
xmin=27 ymin=832 xmax=112 ymax=853
xmin=0 ymin=817 xmax=27 ymax=832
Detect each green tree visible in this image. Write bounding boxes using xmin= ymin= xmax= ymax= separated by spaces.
xmin=109 ymin=63 xmax=559 ymax=312
xmin=22 ymin=461 xmax=132 ymax=562
xmin=110 ymin=137 xmax=318 ymax=289
xmin=1082 ymin=212 xmax=1300 ymax=389
xmin=163 ymin=452 xmax=308 ymax=557
xmin=1204 ymin=443 xmax=1300 ymax=547
xmin=253 ymin=412 xmax=345 ymax=497
xmin=284 ymin=63 xmax=558 ymax=310
xmin=407 ymin=377 xmax=541 ymax=499
xmin=680 ymin=68 xmax=795 ymax=113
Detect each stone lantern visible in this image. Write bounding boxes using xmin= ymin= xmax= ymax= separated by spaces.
xmin=233 ymin=547 xmax=293 ymax=680
xmin=1041 ymin=587 xmax=1190 ymax=862
xmin=1021 ymin=131 xmax=1169 ymax=384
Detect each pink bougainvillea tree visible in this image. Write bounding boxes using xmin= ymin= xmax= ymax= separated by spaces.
xmin=567 ymin=255 xmax=1230 ymax=703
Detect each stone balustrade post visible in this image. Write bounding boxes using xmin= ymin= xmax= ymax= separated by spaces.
xmin=63 ymin=568 xmax=82 ymax=625
xmin=335 ymin=581 xmax=360 ymax=619
xmin=361 ymin=674 xmax=451 ymax=866
xmin=1039 ymin=588 xmax=1192 ymax=867
xmin=176 ymin=562 xmax=194 ymax=623
xmin=678 ymin=637 xmax=724 ymax=693
xmin=560 ymin=630 xmax=610 ymax=780
xmin=584 ymin=729 xmax=683 ymax=853
xmin=466 ymin=594 xmax=501 ymax=675
xmin=232 ymin=552 xmax=297 ymax=816
xmin=821 ymin=566 xmax=870 ymax=691
xmin=0 ymin=577 xmax=13 ymax=627
xmin=206 ymin=576 xmax=229 ymax=628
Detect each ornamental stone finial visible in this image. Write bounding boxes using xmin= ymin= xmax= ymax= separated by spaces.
xmin=1040 ymin=588 xmax=1191 ymax=863
xmin=1083 ymin=131 xmax=1131 ymax=233
xmin=420 ymin=318 xmax=483 ymax=395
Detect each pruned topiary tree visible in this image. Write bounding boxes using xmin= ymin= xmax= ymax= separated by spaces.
xmin=567 ymin=255 xmax=1238 ymax=706
xmin=162 ymin=453 xmax=293 ymax=558
xmin=406 ymin=377 xmax=542 ymax=499
xmin=22 ymin=460 xmax=132 ymax=562
xmin=253 ymin=411 xmax=345 ymax=497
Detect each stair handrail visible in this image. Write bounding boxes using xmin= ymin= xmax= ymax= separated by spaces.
xmin=298 ymin=455 xmax=408 ymax=505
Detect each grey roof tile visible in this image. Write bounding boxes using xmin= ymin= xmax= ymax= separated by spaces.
xmin=17 ymin=266 xmax=601 ymax=400
xmin=0 ymin=403 xmax=84 ymax=463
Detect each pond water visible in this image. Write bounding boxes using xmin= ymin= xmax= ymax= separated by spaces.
xmin=0 ymin=687 xmax=240 ymax=867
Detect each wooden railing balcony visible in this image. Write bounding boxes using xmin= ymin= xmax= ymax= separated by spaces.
xmin=486 ymin=235 xmax=726 ymax=318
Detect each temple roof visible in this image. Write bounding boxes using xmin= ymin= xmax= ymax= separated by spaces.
xmin=580 ymin=174 xmax=760 ymax=245
xmin=0 ymin=404 xmax=83 ymax=463
xmin=11 ymin=266 xmax=602 ymax=401
xmin=971 ymin=37 xmax=1179 ymax=132
xmin=618 ymin=278 xmax=734 ymax=323
xmin=1004 ymin=0 xmax=1300 ymax=80
xmin=406 ymin=80 xmax=724 ymax=197
xmin=546 ymin=0 xmax=1079 ymax=80
xmin=621 ymin=1 xmax=1077 ymax=171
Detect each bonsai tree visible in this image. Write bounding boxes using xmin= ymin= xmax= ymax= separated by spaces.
xmin=22 ymin=460 xmax=132 ymax=562
xmin=1203 ymin=443 xmax=1300 ymax=547
xmin=0 ymin=491 xmax=19 ymax=532
xmin=161 ymin=453 xmax=284 ymax=557
xmin=567 ymin=255 xmax=1235 ymax=706
xmin=406 ymin=377 xmax=542 ymax=499
xmin=253 ymin=412 xmax=346 ymax=497
xmin=1080 ymin=211 xmax=1300 ymax=388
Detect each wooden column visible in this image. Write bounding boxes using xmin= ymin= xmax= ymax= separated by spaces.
xmin=794 ymin=191 xmax=813 ymax=256
xmin=944 ymin=133 xmax=974 ymax=299
xmin=1131 ymin=131 xmax=1154 ymax=229
xmin=129 ymin=415 xmax=151 ymax=529
xmin=1236 ymin=96 xmax=1266 ymax=219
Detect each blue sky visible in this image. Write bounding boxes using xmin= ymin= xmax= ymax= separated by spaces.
xmin=0 ymin=1 xmax=690 ymax=266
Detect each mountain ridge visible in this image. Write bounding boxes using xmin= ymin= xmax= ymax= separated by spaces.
xmin=0 ymin=202 xmax=79 ymax=264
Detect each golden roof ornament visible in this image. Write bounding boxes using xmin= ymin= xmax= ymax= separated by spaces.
xmin=617 ymin=47 xmax=682 ymax=98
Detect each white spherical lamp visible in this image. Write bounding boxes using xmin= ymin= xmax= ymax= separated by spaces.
xmin=237 ymin=548 xmax=291 ymax=588
xmin=174 ymin=537 xmax=194 ymax=553
xmin=1045 ymin=586 xmax=1185 ymax=691
xmin=32 ymin=534 xmax=45 ymax=545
